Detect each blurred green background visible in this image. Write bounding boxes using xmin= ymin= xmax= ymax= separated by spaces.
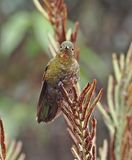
xmin=0 ymin=0 xmax=132 ymax=159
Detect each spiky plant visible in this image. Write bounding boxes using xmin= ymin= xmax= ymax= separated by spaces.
xmin=98 ymin=43 xmax=132 ymax=160
xmin=33 ymin=0 xmax=79 ymax=59
xmin=0 ymin=118 xmax=25 ymax=160
xmin=33 ymin=1 xmax=103 ymax=160
xmin=60 ymin=80 xmax=102 ymax=160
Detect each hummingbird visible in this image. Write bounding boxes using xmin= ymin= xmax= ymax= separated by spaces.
xmin=37 ymin=41 xmax=79 ymax=123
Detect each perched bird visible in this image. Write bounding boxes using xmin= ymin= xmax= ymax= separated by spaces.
xmin=37 ymin=41 xmax=79 ymax=123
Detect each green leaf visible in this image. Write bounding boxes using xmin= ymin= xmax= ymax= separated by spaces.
xmin=0 ymin=11 xmax=30 ymax=56
xmin=80 ymin=45 xmax=109 ymax=82
xmin=32 ymin=11 xmax=53 ymax=55
xmin=24 ymin=37 xmax=41 ymax=58
xmin=0 ymin=96 xmax=34 ymax=137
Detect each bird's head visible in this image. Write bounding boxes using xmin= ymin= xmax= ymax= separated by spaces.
xmin=59 ymin=41 xmax=74 ymax=57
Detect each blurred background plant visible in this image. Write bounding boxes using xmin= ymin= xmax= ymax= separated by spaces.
xmin=98 ymin=44 xmax=132 ymax=160
xmin=0 ymin=0 xmax=132 ymax=159
xmin=0 ymin=119 xmax=25 ymax=160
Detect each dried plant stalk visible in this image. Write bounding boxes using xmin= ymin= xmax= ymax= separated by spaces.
xmin=0 ymin=118 xmax=6 ymax=160
xmin=33 ymin=0 xmax=79 ymax=60
xmin=98 ymin=140 xmax=108 ymax=160
xmin=98 ymin=43 xmax=132 ymax=160
xmin=60 ymin=80 xmax=103 ymax=160
xmin=0 ymin=118 xmax=25 ymax=160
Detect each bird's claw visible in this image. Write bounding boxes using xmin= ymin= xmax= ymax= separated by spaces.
xmin=58 ymin=81 xmax=64 ymax=88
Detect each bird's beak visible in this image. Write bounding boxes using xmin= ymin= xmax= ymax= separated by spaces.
xmin=65 ymin=46 xmax=70 ymax=50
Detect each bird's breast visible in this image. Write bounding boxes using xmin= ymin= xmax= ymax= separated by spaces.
xmin=45 ymin=58 xmax=79 ymax=86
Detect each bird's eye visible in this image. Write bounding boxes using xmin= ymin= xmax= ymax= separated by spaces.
xmin=60 ymin=46 xmax=62 ymax=50
xmin=72 ymin=48 xmax=74 ymax=51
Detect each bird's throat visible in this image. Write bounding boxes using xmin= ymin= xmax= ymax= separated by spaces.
xmin=60 ymin=52 xmax=68 ymax=59
xmin=58 ymin=52 xmax=72 ymax=64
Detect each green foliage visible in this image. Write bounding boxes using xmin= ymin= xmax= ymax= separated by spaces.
xmin=31 ymin=12 xmax=53 ymax=54
xmin=0 ymin=119 xmax=25 ymax=160
xmin=80 ymin=44 xmax=108 ymax=86
xmin=0 ymin=11 xmax=53 ymax=57
xmin=24 ymin=38 xmax=41 ymax=58
xmin=0 ymin=96 xmax=34 ymax=137
xmin=0 ymin=12 xmax=30 ymax=56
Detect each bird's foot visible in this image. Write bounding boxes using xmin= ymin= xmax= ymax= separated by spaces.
xmin=58 ymin=81 xmax=64 ymax=88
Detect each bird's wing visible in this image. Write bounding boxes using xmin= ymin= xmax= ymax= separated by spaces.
xmin=37 ymin=65 xmax=49 ymax=123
